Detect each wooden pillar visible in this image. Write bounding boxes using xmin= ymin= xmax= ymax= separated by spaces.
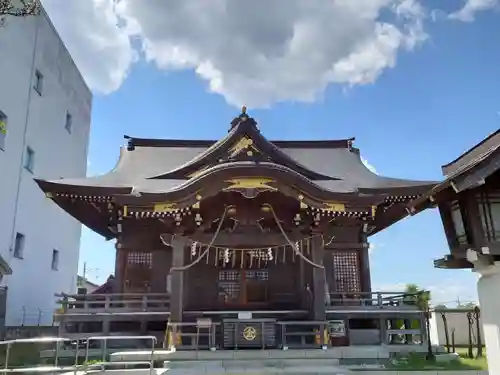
xmin=169 ymin=236 xmax=186 ymax=323
xmin=359 ymin=245 xmax=372 ymax=292
xmin=299 ymin=256 xmax=306 ymax=309
xmin=379 ymin=318 xmax=387 ymax=344
xmin=114 ymin=245 xmax=126 ymax=293
xmin=462 ymin=191 xmax=484 ymax=246
xmin=311 ymin=236 xmax=326 ymax=321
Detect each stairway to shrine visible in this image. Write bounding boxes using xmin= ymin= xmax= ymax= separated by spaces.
xmin=107 ymin=347 xmax=392 ymax=374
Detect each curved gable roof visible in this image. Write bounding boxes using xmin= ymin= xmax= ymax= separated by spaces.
xmin=137 ymin=115 xmax=340 ymax=181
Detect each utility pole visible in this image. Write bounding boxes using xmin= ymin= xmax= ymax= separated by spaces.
xmin=79 ymin=262 xmax=99 ymax=286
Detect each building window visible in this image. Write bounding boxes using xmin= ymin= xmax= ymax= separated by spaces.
xmin=450 ymin=201 xmax=468 ymax=244
xmin=0 ymin=110 xmax=6 ymax=151
xmin=51 ymin=249 xmax=59 ymax=270
xmin=13 ymin=233 xmax=25 ymax=259
xmin=65 ymin=112 xmax=72 ymax=133
xmin=477 ymin=191 xmax=500 ymax=241
xmin=34 ymin=70 xmax=43 ymax=95
xmin=24 ymin=146 xmax=35 ymax=172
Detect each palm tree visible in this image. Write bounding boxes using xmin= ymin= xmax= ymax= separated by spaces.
xmin=403 ymin=284 xmax=434 ymax=360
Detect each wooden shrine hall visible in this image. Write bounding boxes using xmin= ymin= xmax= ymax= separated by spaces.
xmin=37 ymin=108 xmax=436 ymax=349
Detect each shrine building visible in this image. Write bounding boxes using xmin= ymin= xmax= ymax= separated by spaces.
xmin=36 ymin=109 xmax=437 ymax=349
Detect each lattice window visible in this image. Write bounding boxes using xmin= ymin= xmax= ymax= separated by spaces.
xmin=249 ymin=249 xmax=273 ymax=261
xmin=219 ymin=270 xmax=240 ymax=281
xmin=218 ymin=281 xmax=240 ymax=302
xmin=332 ymin=251 xmax=361 ymax=293
xmin=127 ymin=252 xmax=153 ymax=268
xmin=246 ymin=270 xmax=269 ymax=281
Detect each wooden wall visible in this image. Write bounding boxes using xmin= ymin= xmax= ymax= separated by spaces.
xmin=113 ymin=220 xmax=371 ymax=297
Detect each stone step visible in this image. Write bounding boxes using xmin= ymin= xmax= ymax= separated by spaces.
xmin=163 ymin=358 xmax=341 ymax=369
xmin=162 ymin=361 xmax=350 ymax=375
xmin=110 ymin=347 xmax=390 ymax=362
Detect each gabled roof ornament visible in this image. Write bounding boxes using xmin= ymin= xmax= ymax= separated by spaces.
xmin=230 ymin=106 xmax=259 ymax=131
xmin=240 ymin=106 xmax=248 ymax=120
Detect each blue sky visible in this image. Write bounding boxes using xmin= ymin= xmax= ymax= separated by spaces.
xmin=43 ymin=0 xmax=500 ymax=305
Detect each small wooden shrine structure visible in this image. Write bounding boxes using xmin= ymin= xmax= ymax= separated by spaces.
xmin=410 ymin=129 xmax=500 ymax=269
xmin=38 ymin=108 xmax=435 ymax=348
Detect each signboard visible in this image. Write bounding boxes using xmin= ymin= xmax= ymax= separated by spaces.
xmin=328 ymin=320 xmax=346 ymax=337
xmin=238 ymin=311 xmax=252 ymax=320
xmin=196 ymin=318 xmax=212 ymax=328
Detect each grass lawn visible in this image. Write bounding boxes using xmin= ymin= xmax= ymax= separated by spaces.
xmin=385 ymin=348 xmax=488 ymax=371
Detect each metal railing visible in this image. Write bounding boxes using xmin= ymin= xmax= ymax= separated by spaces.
xmin=84 ymin=335 xmax=156 ymax=374
xmin=326 ymin=292 xmax=423 ymax=309
xmin=0 ymin=335 xmax=157 ymax=374
xmin=1 ymin=336 xmax=67 ymax=373
xmin=56 ymin=293 xmax=170 ymax=314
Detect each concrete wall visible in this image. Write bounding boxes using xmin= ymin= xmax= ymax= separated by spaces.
xmin=430 ymin=310 xmax=484 ymax=347
xmin=0 ymin=10 xmax=92 ymax=326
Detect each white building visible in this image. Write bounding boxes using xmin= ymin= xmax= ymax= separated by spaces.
xmin=0 ymin=9 xmax=92 ymax=326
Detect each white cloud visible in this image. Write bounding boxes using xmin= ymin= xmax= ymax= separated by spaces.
xmin=361 ymin=157 xmax=378 ymax=174
xmin=41 ymin=0 xmax=136 ymax=94
xmin=38 ymin=0 xmax=496 ymax=107
xmin=40 ymin=0 xmax=428 ymax=107
xmin=368 ymin=241 xmax=385 ymax=254
xmin=369 ymin=242 xmax=376 ymax=254
xmin=449 ymin=0 xmax=499 ymax=22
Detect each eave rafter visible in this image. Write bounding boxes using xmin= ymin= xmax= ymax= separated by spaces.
xmin=117 ymin=176 xmax=384 ymax=220
xmin=41 ymin=180 xmax=428 ymax=237
xmin=46 ymin=191 xmax=113 ymax=203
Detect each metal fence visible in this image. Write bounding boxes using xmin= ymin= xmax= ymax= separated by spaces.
xmin=8 ymin=307 xmax=56 ymax=327
xmin=0 ymin=286 xmax=7 ymax=338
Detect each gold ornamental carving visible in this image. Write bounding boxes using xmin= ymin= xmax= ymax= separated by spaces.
xmin=323 ymin=201 xmax=346 ymax=212
xmin=229 ymin=136 xmax=259 ymax=158
xmin=224 ymin=177 xmax=276 ymax=191
xmin=187 ymin=167 xmax=209 ymax=179
xmin=153 ymin=202 xmax=178 ymax=212
xmin=242 ymin=326 xmax=257 ymax=341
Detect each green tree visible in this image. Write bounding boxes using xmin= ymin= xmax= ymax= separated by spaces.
xmin=403 ymin=283 xmax=431 ymax=309
xmin=403 ymin=284 xmax=434 ymax=360
xmin=1 ymin=0 xmax=40 ymax=26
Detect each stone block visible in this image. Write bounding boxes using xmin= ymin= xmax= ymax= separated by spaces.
xmin=269 ymin=349 xmax=307 ymax=358
xmin=434 ymin=352 xmax=460 ymax=363
xmin=232 ymin=350 xmax=271 ymax=359
xmin=195 ymin=351 xmax=234 ymax=360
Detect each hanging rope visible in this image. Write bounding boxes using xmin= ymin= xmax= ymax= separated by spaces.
xmin=167 ymin=206 xmax=228 ymax=272
xmin=266 ymin=203 xmax=324 ymax=269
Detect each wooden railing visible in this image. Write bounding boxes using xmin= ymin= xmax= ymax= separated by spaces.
xmin=55 ymin=291 xmax=422 ymax=316
xmin=56 ymin=293 xmax=170 ymax=315
xmin=326 ymin=292 xmax=423 ymax=310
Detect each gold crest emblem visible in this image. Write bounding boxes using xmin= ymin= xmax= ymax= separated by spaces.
xmin=242 ymin=326 xmax=257 ymax=341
